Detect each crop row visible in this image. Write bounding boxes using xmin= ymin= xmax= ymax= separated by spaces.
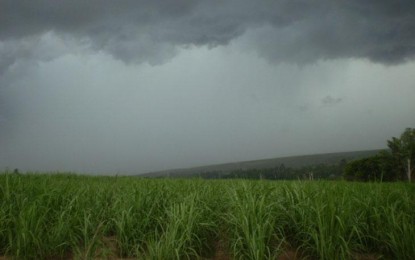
xmin=0 ymin=173 xmax=414 ymax=259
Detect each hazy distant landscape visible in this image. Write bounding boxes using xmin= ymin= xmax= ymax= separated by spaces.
xmin=141 ymin=149 xmax=381 ymax=178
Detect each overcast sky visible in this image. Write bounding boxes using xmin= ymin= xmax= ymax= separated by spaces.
xmin=1 ymin=1 xmax=414 ymax=174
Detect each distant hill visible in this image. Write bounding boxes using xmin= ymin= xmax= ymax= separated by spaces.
xmin=140 ymin=149 xmax=382 ymax=178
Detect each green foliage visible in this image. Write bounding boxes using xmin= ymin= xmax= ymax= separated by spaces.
xmin=344 ymin=155 xmax=384 ymax=181
xmin=344 ymin=128 xmax=415 ymax=181
xmin=201 ymin=162 xmax=346 ymax=180
xmin=224 ymin=183 xmax=282 ymax=259
xmin=390 ymin=128 xmax=415 ymax=180
xmin=0 ymin=173 xmax=414 ymax=259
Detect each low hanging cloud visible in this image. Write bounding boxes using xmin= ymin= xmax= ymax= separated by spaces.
xmin=1 ymin=0 xmax=415 ymax=73
xmin=321 ymin=96 xmax=343 ymax=106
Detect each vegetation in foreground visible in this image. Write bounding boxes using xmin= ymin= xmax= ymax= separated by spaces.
xmin=1 ymin=173 xmax=414 ymax=259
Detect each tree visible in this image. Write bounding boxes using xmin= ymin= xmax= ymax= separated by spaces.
xmin=400 ymin=128 xmax=415 ymax=181
xmin=387 ymin=137 xmax=406 ymax=180
xmin=388 ymin=128 xmax=415 ymax=182
xmin=343 ymin=153 xmax=399 ymax=182
xmin=344 ymin=156 xmax=385 ymax=181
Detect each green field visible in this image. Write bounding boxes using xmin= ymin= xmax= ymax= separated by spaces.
xmin=0 ymin=173 xmax=414 ymax=259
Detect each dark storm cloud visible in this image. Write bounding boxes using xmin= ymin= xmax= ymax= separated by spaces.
xmin=321 ymin=96 xmax=343 ymax=106
xmin=1 ymin=0 xmax=415 ymax=73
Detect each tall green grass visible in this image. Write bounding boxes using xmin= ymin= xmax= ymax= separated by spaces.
xmin=224 ymin=182 xmax=282 ymax=259
xmin=0 ymin=173 xmax=414 ymax=259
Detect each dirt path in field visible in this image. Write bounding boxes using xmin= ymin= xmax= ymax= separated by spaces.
xmin=277 ymin=250 xmax=303 ymax=260
xmin=211 ymin=237 xmax=231 ymax=260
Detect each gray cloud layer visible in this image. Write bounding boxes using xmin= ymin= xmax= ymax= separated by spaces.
xmin=1 ymin=0 xmax=415 ymax=72
xmin=1 ymin=1 xmax=415 ymax=174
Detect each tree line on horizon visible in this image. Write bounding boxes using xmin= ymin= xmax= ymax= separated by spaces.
xmin=344 ymin=128 xmax=414 ymax=182
xmin=197 ymin=162 xmax=345 ymax=180
xmin=177 ymin=128 xmax=414 ymax=182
